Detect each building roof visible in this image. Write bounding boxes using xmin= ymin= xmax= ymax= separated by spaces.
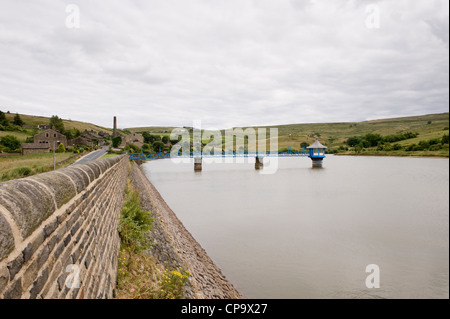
xmin=307 ymin=138 xmax=327 ymax=149
xmin=35 ymin=128 xmax=66 ymax=137
xmin=21 ymin=143 xmax=50 ymax=149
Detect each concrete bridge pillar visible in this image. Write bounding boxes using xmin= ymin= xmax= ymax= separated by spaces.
xmin=311 ymin=158 xmax=323 ymax=168
xmin=194 ymin=157 xmax=202 ymax=171
xmin=255 ymin=156 xmax=264 ymax=169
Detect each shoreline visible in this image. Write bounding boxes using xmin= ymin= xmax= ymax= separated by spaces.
xmin=333 ymin=153 xmax=449 ymax=159
xmin=130 ymin=161 xmax=242 ymax=299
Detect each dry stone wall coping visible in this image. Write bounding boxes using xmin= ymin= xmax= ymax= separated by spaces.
xmin=0 ymin=155 xmax=128 ymax=299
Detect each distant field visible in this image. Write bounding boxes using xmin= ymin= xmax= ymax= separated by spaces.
xmin=0 ymin=152 xmax=80 ymax=182
xmin=4 ymin=112 xmax=113 ymax=133
xmin=126 ymin=126 xmax=175 ymax=135
xmin=0 ymin=130 xmax=30 ymax=142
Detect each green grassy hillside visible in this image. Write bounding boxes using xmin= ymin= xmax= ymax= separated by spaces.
xmin=126 ymin=112 xmax=449 ymax=157
xmin=257 ymin=112 xmax=449 ymax=149
xmin=1 ymin=112 xmax=113 ymax=142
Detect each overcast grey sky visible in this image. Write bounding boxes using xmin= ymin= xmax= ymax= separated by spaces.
xmin=0 ymin=0 xmax=448 ymax=129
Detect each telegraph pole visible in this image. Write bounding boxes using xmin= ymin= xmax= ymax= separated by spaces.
xmin=53 ymin=141 xmax=56 ymax=170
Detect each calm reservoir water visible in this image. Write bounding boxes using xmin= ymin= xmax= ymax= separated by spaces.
xmin=142 ymin=156 xmax=449 ymax=298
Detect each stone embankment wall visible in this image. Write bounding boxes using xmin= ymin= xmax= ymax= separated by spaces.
xmin=0 ymin=155 xmax=128 ymax=299
xmin=130 ymin=162 xmax=242 ymax=299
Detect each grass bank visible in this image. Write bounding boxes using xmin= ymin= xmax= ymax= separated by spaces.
xmin=0 ymin=152 xmax=83 ymax=182
xmin=101 ymin=153 xmax=120 ymax=159
xmin=334 ymin=148 xmax=449 ymax=157
xmin=116 ymin=178 xmax=190 ymax=299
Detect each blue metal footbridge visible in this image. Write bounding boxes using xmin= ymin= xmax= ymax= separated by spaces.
xmin=129 ymin=146 xmax=311 ymax=160
xmin=129 ymin=138 xmax=327 ymax=169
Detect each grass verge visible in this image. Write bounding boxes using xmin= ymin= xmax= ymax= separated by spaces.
xmin=116 ymin=179 xmax=190 ymax=299
xmin=0 ymin=152 xmax=82 ymax=182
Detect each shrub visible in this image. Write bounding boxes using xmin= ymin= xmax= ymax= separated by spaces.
xmin=56 ymin=143 xmax=66 ymax=153
xmin=429 ymin=144 xmax=442 ymax=151
xmin=125 ymin=143 xmax=140 ymax=153
xmin=118 ymin=181 xmax=154 ymax=253
xmin=112 ymin=136 xmax=122 ymax=148
xmin=157 ymin=268 xmax=191 ymax=299
xmin=418 ymin=140 xmax=429 ymax=150
xmin=300 ymin=142 xmax=309 ymax=148
xmin=152 ymin=141 xmax=165 ymax=152
xmin=406 ymin=144 xmax=419 ymax=151
xmin=364 ymin=133 xmax=383 ymax=147
xmin=0 ymin=135 xmax=20 ymax=152
xmin=346 ymin=136 xmax=362 ymax=147
xmin=13 ymin=113 xmax=24 ymax=126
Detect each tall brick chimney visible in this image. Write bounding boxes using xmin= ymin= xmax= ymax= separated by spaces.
xmin=113 ymin=116 xmax=117 ymax=137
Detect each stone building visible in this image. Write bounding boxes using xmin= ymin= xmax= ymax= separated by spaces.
xmin=37 ymin=124 xmax=50 ymax=130
xmin=68 ymin=130 xmax=107 ymax=147
xmin=98 ymin=131 xmax=110 ymax=138
xmin=68 ymin=136 xmax=93 ymax=147
xmin=21 ymin=143 xmax=50 ymax=155
xmin=82 ymin=130 xmax=105 ymax=146
xmin=34 ymin=129 xmax=68 ymax=150
xmin=123 ymin=133 xmax=144 ymax=148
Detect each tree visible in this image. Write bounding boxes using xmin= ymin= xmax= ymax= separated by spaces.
xmin=142 ymin=131 xmax=151 ymax=143
xmin=64 ymin=128 xmax=81 ymax=140
xmin=56 ymin=143 xmax=66 ymax=153
xmin=152 ymin=141 xmax=165 ymax=152
xmin=162 ymin=136 xmax=169 ymax=144
xmin=142 ymin=143 xmax=152 ymax=153
xmin=13 ymin=113 xmax=24 ymax=126
xmin=300 ymin=142 xmax=309 ymax=149
xmin=126 ymin=143 xmax=140 ymax=153
xmin=49 ymin=115 xmax=65 ymax=132
xmin=0 ymin=135 xmax=21 ymax=152
xmin=142 ymin=132 xmax=160 ymax=144
xmin=346 ymin=136 xmax=362 ymax=147
xmin=364 ymin=133 xmax=383 ymax=147
xmin=112 ymin=136 xmax=122 ymax=148
xmin=0 ymin=110 xmax=9 ymax=126
xmin=442 ymin=134 xmax=449 ymax=144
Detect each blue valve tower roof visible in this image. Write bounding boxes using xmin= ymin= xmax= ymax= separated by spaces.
xmin=307 ymin=138 xmax=327 ymax=149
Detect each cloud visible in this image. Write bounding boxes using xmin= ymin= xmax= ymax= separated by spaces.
xmin=0 ymin=0 xmax=448 ymax=129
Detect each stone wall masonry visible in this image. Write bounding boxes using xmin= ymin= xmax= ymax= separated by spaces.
xmin=0 ymin=155 xmax=128 ymax=299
